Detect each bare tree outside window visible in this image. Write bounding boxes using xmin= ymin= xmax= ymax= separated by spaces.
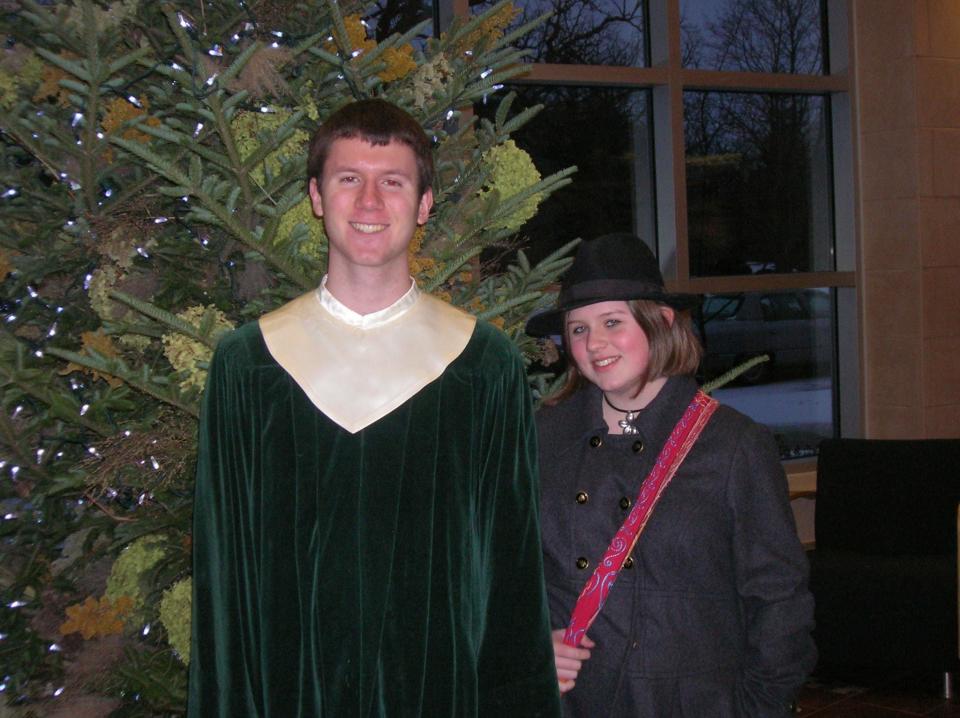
xmin=682 ymin=0 xmax=825 ymax=73
xmin=683 ymin=0 xmax=831 ymax=276
xmin=472 ymin=0 xmax=647 ymax=66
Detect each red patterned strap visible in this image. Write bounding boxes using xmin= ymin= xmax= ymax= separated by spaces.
xmin=562 ymin=390 xmax=718 ymax=647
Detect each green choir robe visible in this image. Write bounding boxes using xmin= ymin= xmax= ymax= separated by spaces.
xmin=188 ymin=319 xmax=561 ymax=717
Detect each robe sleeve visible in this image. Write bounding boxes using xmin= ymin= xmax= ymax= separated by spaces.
xmin=728 ymin=424 xmax=817 ymax=716
xmin=188 ymin=330 xmax=263 ymax=717
xmin=475 ymin=341 xmax=562 ymax=717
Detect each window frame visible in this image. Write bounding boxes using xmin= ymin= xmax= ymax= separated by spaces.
xmin=445 ymin=0 xmax=861 ymax=473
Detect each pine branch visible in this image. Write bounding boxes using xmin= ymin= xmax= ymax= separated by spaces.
xmin=0 ymin=337 xmax=113 ymax=437
xmin=423 ymin=246 xmax=484 ymax=293
xmin=702 ymin=355 xmax=770 ymax=393
xmin=480 ymin=166 xmax=577 ymax=230
xmin=109 ymin=136 xmax=315 ymax=288
xmin=240 ymin=110 xmax=308 ymax=176
xmin=530 ymin=370 xmax=568 ymax=405
xmin=44 ymin=347 xmax=200 ymax=419
xmin=17 ymin=0 xmax=77 ymax=50
xmin=0 ymin=410 xmax=51 ymax=484
xmin=209 ymin=93 xmax=255 ymax=224
xmin=0 ymin=120 xmax=62 ymax=183
xmin=476 ymin=292 xmax=542 ymax=321
xmin=32 ymin=47 xmax=93 ymax=83
xmin=108 ymin=291 xmax=224 ymax=348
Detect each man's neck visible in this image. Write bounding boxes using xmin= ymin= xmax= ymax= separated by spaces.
xmin=324 ymin=267 xmax=412 ymax=315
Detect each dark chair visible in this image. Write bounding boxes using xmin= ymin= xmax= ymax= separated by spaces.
xmin=808 ymin=438 xmax=960 ymax=686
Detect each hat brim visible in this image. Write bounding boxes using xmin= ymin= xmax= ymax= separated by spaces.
xmin=525 ymin=289 xmax=701 ymax=338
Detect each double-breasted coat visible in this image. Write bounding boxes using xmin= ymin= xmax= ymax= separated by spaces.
xmin=537 ymin=376 xmax=816 ymax=717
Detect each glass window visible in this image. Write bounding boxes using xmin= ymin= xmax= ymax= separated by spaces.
xmin=684 ymin=91 xmax=834 ymax=276
xmin=680 ymin=0 xmax=826 ymax=74
xmin=475 ymin=85 xmax=654 ymax=265
xmin=700 ymin=288 xmax=836 ymax=459
xmin=470 ymin=0 xmax=648 ymax=66
xmin=458 ymin=0 xmax=855 ymax=455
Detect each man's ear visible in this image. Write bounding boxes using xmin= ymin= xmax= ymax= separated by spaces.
xmin=417 ymin=187 xmax=433 ymax=225
xmin=308 ymin=177 xmax=324 ymax=217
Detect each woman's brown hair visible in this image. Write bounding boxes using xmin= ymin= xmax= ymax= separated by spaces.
xmin=543 ymin=299 xmax=703 ymax=405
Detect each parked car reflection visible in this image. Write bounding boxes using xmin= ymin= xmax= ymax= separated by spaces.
xmin=699 ymin=288 xmax=833 ymax=384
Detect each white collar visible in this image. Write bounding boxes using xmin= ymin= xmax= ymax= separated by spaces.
xmin=318 ymin=275 xmax=419 ymax=329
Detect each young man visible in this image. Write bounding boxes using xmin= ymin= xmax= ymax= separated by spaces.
xmin=188 ymin=99 xmax=561 ymax=717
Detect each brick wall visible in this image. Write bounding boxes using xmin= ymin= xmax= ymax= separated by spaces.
xmin=856 ymin=0 xmax=960 ymax=438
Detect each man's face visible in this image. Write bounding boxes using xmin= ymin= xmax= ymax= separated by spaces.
xmin=310 ymin=137 xmax=432 ymax=278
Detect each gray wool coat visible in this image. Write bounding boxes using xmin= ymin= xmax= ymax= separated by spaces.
xmin=537 ymin=375 xmax=816 ymax=717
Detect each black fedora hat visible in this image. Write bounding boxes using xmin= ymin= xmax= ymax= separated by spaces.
xmin=525 ymin=233 xmax=700 ymax=337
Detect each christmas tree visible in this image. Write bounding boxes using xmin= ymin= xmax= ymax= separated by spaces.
xmin=0 ymin=1 xmax=575 ymax=713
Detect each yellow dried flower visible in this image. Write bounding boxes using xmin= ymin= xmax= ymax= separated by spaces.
xmin=101 ymin=96 xmax=160 ymax=144
xmin=59 ymin=329 xmax=123 ymax=388
xmin=300 ymin=83 xmax=321 ymax=120
xmin=231 ymin=108 xmax=310 ymax=184
xmin=18 ymin=52 xmax=44 ymax=88
xmin=2 ymin=50 xmax=53 ymax=108
xmin=60 ymin=595 xmax=133 ymax=640
xmin=490 ymin=316 xmax=505 ymax=329
xmin=409 ymin=255 xmax=437 ymax=278
xmin=87 ymin=267 xmax=153 ymax=349
xmin=161 ymin=305 xmax=234 ymax=392
xmin=448 ymin=3 xmax=519 ymax=56
xmin=325 ymin=14 xmax=376 ymax=58
xmin=231 ymin=108 xmax=324 ymax=256
xmin=410 ymin=56 xmax=452 ymax=109
xmin=379 ymin=44 xmax=416 ymax=83
xmin=0 ymin=71 xmax=18 ymax=109
xmin=278 ymin=195 xmax=326 ymax=261
xmin=0 ymin=249 xmax=12 ymax=279
xmin=159 ymin=578 xmax=192 ymax=664
xmin=88 ymin=265 xmax=124 ymax=323
xmin=33 ymin=60 xmax=72 ymax=106
xmin=480 ymin=140 xmax=543 ymax=232
xmin=105 ymin=537 xmax=167 ymax=613
xmin=408 ymin=225 xmax=438 ymax=280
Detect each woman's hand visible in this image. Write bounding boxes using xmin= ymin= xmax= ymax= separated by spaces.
xmin=552 ymin=629 xmax=595 ymax=693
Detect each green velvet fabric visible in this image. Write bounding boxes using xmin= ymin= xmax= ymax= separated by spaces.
xmin=188 ymin=320 xmax=561 ymax=717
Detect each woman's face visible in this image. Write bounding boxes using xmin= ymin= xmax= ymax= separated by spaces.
xmin=565 ymin=300 xmax=652 ymax=404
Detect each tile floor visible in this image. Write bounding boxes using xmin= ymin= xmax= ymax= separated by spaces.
xmin=798 ymin=671 xmax=960 ymax=717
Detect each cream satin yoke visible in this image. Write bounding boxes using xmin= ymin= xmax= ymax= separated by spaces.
xmin=259 ymin=281 xmax=476 ymax=433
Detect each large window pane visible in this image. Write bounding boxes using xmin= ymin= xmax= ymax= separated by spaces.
xmin=700 ymin=288 xmax=836 ymax=459
xmin=470 ymin=0 xmax=648 ymax=66
xmin=680 ymin=0 xmax=825 ymax=74
xmin=476 ymin=85 xmax=654 ymax=264
xmin=685 ymin=91 xmax=834 ymax=276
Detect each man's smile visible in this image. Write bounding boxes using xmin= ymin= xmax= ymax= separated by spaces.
xmin=350 ymin=222 xmax=388 ymax=233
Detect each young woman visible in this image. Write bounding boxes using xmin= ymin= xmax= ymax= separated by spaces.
xmin=526 ymin=233 xmax=816 ymax=717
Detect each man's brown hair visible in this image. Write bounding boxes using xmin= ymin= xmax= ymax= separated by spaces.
xmin=306 ymin=99 xmax=434 ymax=196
